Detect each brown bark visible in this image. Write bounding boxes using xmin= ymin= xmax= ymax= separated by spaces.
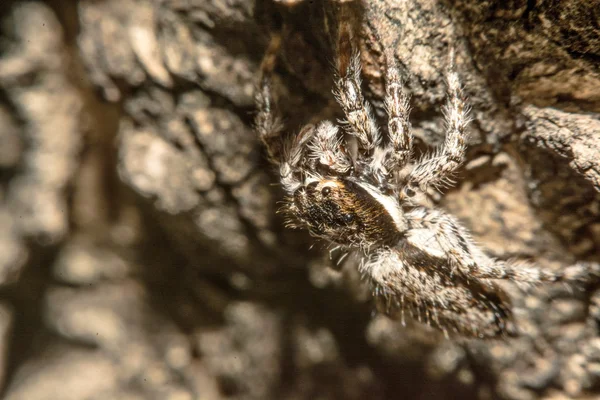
xmin=0 ymin=0 xmax=599 ymax=399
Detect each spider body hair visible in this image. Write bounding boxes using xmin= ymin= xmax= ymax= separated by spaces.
xmin=283 ymin=173 xmax=516 ymax=338
xmin=254 ymin=17 xmax=596 ymax=339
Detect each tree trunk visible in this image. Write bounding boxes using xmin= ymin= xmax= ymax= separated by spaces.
xmin=0 ymin=0 xmax=599 ymax=399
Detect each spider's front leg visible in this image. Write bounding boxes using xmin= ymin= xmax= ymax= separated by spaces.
xmin=308 ymin=121 xmax=353 ymax=176
xmin=255 ymin=33 xmax=284 ymax=165
xmin=405 ymin=61 xmax=469 ymax=191
xmin=256 ymin=30 xmax=355 ymax=192
xmin=332 ymin=22 xmax=380 ymax=165
xmin=382 ymin=56 xmax=413 ymax=176
xmin=255 ymin=34 xmax=315 ymax=193
xmin=332 ymin=22 xmax=413 ymax=185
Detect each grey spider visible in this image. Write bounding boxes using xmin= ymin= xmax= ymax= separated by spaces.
xmin=254 ymin=30 xmax=586 ymax=339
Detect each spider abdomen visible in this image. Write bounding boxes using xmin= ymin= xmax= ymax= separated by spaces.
xmin=364 ymin=244 xmax=515 ymax=338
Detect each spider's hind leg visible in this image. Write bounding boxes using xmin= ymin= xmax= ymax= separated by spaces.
xmin=406 ymin=207 xmax=600 ymax=289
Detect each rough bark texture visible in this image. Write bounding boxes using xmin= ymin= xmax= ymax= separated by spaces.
xmin=0 ymin=0 xmax=599 ymax=399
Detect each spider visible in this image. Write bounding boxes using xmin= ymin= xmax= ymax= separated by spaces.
xmin=253 ymin=26 xmax=587 ymax=339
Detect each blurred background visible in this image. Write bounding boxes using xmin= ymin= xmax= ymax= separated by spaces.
xmin=0 ymin=0 xmax=599 ymax=399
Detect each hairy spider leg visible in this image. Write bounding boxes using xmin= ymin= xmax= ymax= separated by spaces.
xmin=333 ymin=24 xmax=380 ymax=163
xmin=406 ymin=207 xmax=598 ymax=288
xmin=406 ymin=58 xmax=469 ymax=191
xmin=255 ymin=34 xmax=285 ymax=165
xmin=254 ymin=34 xmax=316 ymax=193
xmin=383 ymin=57 xmax=413 ymax=175
xmin=280 ymin=124 xmax=317 ymax=192
xmin=307 ymin=121 xmax=353 ymax=175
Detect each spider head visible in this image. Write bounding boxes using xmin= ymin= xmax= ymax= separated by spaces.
xmin=286 ymin=177 xmax=406 ymax=248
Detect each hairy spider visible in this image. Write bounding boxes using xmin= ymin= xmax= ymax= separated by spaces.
xmin=254 ymin=27 xmax=590 ymax=338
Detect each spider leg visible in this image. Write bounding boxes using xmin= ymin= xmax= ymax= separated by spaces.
xmin=383 ymin=57 xmax=413 ymax=174
xmin=255 ymin=34 xmax=285 ymax=164
xmin=405 ymin=59 xmax=469 ymax=191
xmin=332 ymin=19 xmax=380 ymax=164
xmin=405 ymin=207 xmax=596 ymax=286
xmin=280 ymin=124 xmax=315 ymax=193
xmin=255 ymin=34 xmax=316 ymax=193
xmin=307 ymin=121 xmax=352 ymax=175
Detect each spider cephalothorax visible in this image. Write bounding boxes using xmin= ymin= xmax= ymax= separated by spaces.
xmin=254 ymin=19 xmax=591 ymax=338
xmin=288 ymin=176 xmax=405 ymax=248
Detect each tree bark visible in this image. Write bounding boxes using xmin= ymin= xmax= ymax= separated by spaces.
xmin=0 ymin=0 xmax=599 ymax=399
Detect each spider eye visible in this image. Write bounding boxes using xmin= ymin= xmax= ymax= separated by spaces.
xmin=321 ymin=187 xmax=331 ymax=197
xmin=404 ymin=187 xmax=415 ymax=197
xmin=343 ymin=213 xmax=354 ymax=223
